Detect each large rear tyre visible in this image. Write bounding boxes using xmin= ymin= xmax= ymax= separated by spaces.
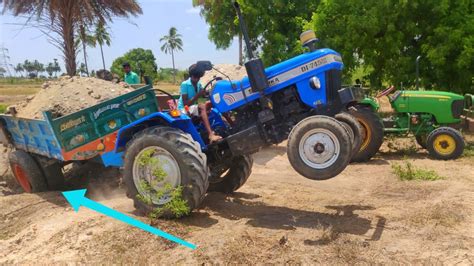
xmin=34 ymin=155 xmax=65 ymax=191
xmin=349 ymin=107 xmax=384 ymax=162
xmin=287 ymin=115 xmax=352 ymax=180
xmin=426 ymin=127 xmax=464 ymax=160
xmin=415 ymin=134 xmax=428 ymax=149
xmin=8 ymin=150 xmax=48 ymax=193
xmin=208 ymin=155 xmax=253 ymax=194
xmin=335 ymin=112 xmax=363 ymax=158
xmin=123 ymin=126 xmax=209 ymax=218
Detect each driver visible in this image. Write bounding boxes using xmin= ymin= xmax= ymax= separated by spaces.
xmin=178 ymin=64 xmax=222 ymax=143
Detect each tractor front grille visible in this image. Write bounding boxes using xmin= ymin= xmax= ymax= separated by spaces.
xmin=325 ymin=69 xmax=342 ymax=104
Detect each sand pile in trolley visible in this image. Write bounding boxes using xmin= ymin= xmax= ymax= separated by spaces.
xmin=13 ymin=76 xmax=132 ymax=119
xmin=201 ymin=64 xmax=248 ymax=85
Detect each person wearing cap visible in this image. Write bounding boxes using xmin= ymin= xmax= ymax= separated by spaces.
xmin=122 ymin=62 xmax=139 ymax=85
xmin=178 ymin=64 xmax=222 ymax=143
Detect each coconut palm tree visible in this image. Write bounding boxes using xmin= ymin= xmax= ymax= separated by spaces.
xmin=160 ymin=27 xmax=183 ymax=84
xmin=1 ymin=0 xmax=142 ymax=76
xmin=95 ymin=21 xmax=111 ymax=70
xmin=77 ymin=24 xmax=96 ymax=76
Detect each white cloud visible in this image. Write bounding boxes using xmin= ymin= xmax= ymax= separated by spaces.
xmin=185 ymin=7 xmax=200 ymax=14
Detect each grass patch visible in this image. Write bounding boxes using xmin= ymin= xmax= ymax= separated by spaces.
xmin=0 ymin=85 xmax=41 ymax=96
xmin=408 ymin=202 xmax=465 ymax=228
xmin=392 ymin=160 xmax=444 ymax=181
xmin=0 ymin=104 xmax=6 ymax=113
xmin=463 ymin=141 xmax=474 ymax=157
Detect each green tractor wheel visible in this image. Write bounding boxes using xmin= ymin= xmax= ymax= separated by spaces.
xmin=349 ymin=107 xmax=384 ymax=162
xmin=415 ymin=135 xmax=428 ymax=149
xmin=426 ymin=127 xmax=464 ymax=160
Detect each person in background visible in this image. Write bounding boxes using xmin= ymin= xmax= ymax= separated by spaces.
xmin=178 ymin=64 xmax=222 ymax=143
xmin=122 ymin=62 xmax=139 ymax=85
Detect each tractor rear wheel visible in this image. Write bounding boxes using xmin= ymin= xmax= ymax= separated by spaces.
xmin=426 ymin=127 xmax=464 ymax=160
xmin=335 ymin=112 xmax=363 ymax=158
xmin=349 ymin=107 xmax=384 ymax=162
xmin=287 ymin=115 xmax=352 ymax=180
xmin=123 ymin=126 xmax=209 ymax=218
xmin=415 ymin=134 xmax=428 ymax=149
xmin=208 ymin=155 xmax=253 ymax=194
xmin=8 ymin=150 xmax=48 ymax=193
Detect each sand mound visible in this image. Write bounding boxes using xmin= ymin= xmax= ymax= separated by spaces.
xmin=201 ymin=64 xmax=247 ymax=85
xmin=13 ymin=76 xmax=132 ymax=119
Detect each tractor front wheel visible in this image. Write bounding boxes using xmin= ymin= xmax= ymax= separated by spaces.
xmin=426 ymin=127 xmax=464 ymax=160
xmin=335 ymin=112 xmax=363 ymax=158
xmin=287 ymin=115 xmax=352 ymax=180
xmin=123 ymin=126 xmax=209 ymax=218
xmin=208 ymin=155 xmax=253 ymax=194
xmin=349 ymin=107 xmax=384 ymax=162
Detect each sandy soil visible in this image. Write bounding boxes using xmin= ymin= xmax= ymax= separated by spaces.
xmin=0 ymin=137 xmax=473 ymax=264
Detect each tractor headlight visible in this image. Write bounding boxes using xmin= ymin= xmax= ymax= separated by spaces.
xmin=310 ymin=76 xmax=321 ymax=89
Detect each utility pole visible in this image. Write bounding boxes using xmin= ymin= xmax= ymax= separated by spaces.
xmin=0 ymin=44 xmax=13 ymax=77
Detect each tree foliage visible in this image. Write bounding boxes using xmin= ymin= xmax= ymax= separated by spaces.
xmin=160 ymin=27 xmax=183 ymax=83
xmin=1 ymin=0 xmax=142 ymax=76
xmin=310 ymin=0 xmax=473 ymax=93
xmin=111 ymin=48 xmax=158 ymax=82
xmin=196 ymin=0 xmax=319 ymax=66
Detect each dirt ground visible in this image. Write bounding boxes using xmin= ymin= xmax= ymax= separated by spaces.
xmin=0 ymin=136 xmax=473 ymax=264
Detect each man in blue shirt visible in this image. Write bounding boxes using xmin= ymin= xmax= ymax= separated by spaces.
xmin=178 ymin=64 xmax=222 ymax=143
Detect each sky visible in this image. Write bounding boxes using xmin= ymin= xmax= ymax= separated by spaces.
xmin=0 ymin=0 xmax=239 ymax=74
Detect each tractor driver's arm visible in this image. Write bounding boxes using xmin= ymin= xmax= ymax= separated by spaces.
xmin=181 ymin=89 xmax=205 ymax=106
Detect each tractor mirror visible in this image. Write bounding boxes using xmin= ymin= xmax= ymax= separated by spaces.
xmin=196 ymin=61 xmax=213 ymax=71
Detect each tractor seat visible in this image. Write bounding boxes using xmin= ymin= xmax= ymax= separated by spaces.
xmin=375 ymin=96 xmax=395 ymax=114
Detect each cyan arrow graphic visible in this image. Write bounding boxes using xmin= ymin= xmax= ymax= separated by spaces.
xmin=62 ymin=189 xmax=196 ymax=249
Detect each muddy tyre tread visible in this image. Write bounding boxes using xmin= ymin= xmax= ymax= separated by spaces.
xmin=8 ymin=150 xmax=48 ymax=192
xmin=208 ymin=155 xmax=253 ymax=194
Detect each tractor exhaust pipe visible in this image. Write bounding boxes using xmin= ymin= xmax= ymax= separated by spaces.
xmin=416 ymin=55 xmax=421 ymax=90
xmin=232 ymin=1 xmax=270 ymax=96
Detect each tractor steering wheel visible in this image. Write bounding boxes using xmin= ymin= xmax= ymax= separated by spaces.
xmin=376 ymin=85 xmax=396 ymax=98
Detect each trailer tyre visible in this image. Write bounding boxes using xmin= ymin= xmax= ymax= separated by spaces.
xmin=287 ymin=115 xmax=352 ymax=180
xmin=426 ymin=127 xmax=464 ymax=160
xmin=335 ymin=112 xmax=363 ymax=158
xmin=208 ymin=155 xmax=253 ymax=193
xmin=123 ymin=126 xmax=209 ymax=218
xmin=349 ymin=107 xmax=384 ymax=162
xmin=8 ymin=150 xmax=48 ymax=193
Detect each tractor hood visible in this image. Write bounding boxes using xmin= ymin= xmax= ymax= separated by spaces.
xmin=400 ymin=90 xmax=464 ymax=100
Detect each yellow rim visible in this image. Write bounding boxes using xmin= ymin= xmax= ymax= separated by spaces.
xmin=358 ymin=119 xmax=371 ymax=151
xmin=433 ymin=134 xmax=456 ymax=155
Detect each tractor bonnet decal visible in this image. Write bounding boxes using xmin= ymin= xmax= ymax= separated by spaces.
xmin=222 ymin=54 xmax=341 ymax=106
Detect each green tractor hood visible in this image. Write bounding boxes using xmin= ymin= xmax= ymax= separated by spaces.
xmin=391 ymin=90 xmax=465 ymax=124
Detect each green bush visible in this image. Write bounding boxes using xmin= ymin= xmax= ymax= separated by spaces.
xmin=391 ymin=161 xmax=444 ymax=181
xmin=156 ymin=68 xmax=187 ymax=83
xmin=0 ymin=104 xmax=6 ymax=114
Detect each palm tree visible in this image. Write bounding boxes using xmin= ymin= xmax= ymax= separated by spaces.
xmin=14 ymin=63 xmax=24 ymax=77
xmin=95 ymin=21 xmax=111 ymax=70
xmin=1 ymin=0 xmax=142 ymax=76
xmin=77 ymin=24 xmax=96 ymax=76
xmin=160 ymin=27 xmax=183 ymax=84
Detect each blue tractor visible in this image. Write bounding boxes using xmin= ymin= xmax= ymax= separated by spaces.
xmin=1 ymin=2 xmax=363 ymax=218
xmin=120 ymin=2 xmax=363 ymax=216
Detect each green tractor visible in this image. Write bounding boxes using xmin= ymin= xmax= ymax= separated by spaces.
xmin=349 ymin=86 xmax=470 ymax=161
